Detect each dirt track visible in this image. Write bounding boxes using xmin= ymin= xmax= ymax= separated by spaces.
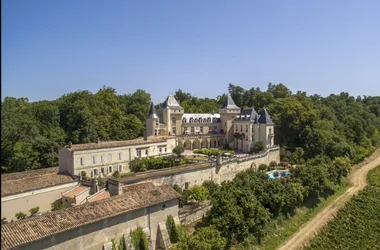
xmin=277 ymin=151 xmax=380 ymax=250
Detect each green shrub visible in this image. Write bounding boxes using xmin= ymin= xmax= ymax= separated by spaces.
xmin=112 ymin=170 xmax=121 ymax=179
xmin=258 ymin=164 xmax=268 ymax=172
xmin=15 ymin=212 xmax=26 ymax=220
xmin=81 ymin=171 xmax=88 ymax=180
xmin=1 ymin=218 xmax=8 ymax=225
xmin=130 ymin=227 xmax=149 ymax=250
xmin=188 ymin=185 xmax=209 ymax=202
xmin=166 ymin=215 xmax=180 ymax=243
xmin=193 ymin=149 xmax=235 ymax=156
xmin=118 ymin=235 xmax=126 ymax=250
xmin=29 ymin=206 xmax=39 ymax=216
xmin=51 ymin=199 xmax=64 ymax=211
xmin=173 ymin=146 xmax=185 ymax=157
xmin=253 ymin=141 xmax=265 ymax=153
xmin=202 ymin=180 xmax=220 ymax=198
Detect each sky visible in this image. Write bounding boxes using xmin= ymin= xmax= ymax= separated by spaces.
xmin=2 ymin=0 xmax=380 ymax=104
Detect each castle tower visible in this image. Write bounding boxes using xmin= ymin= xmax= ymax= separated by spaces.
xmin=161 ymin=95 xmax=184 ymax=136
xmin=219 ymin=93 xmax=240 ymax=146
xmin=258 ymin=107 xmax=274 ymax=148
xmin=146 ymin=102 xmax=159 ymax=137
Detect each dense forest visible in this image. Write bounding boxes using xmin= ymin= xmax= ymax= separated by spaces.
xmin=2 ymin=83 xmax=380 ymax=173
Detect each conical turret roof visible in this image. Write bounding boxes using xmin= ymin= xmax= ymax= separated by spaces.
xmin=221 ymin=94 xmax=240 ymax=109
xmin=148 ymin=102 xmax=158 ymax=119
xmin=162 ymin=95 xmax=183 ymax=110
xmin=258 ymin=107 xmax=273 ymax=124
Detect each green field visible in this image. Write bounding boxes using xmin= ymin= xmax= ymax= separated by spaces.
xmin=305 ymin=165 xmax=380 ymax=250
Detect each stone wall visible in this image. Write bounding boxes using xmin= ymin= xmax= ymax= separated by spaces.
xmin=113 ymin=148 xmax=280 ymax=192
xmin=179 ymin=204 xmax=212 ymax=225
xmin=16 ymin=199 xmax=179 ymax=250
xmin=1 ymin=181 xmax=78 ymax=221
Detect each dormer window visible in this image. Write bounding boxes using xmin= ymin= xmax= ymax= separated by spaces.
xmin=189 ymin=118 xmax=194 ymax=123
xmin=182 ymin=118 xmax=187 ymax=123
xmin=203 ymin=118 xmax=207 ymax=123
xmin=207 ymin=118 xmax=211 ymax=123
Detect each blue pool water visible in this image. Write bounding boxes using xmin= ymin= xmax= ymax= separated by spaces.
xmin=268 ymin=170 xmax=290 ymax=179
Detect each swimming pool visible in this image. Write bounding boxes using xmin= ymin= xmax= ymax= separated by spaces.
xmin=268 ymin=170 xmax=290 ymax=179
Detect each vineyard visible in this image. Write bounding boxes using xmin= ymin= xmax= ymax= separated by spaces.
xmin=305 ymin=165 xmax=380 ymax=250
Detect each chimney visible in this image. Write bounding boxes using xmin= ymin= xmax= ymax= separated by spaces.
xmin=68 ymin=141 xmax=72 ymax=149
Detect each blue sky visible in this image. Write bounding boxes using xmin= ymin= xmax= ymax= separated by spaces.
xmin=2 ymin=0 xmax=380 ymax=104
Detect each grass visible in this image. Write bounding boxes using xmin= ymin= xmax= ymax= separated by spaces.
xmin=120 ymin=171 xmax=135 ymax=177
xmin=184 ymin=155 xmax=208 ymax=161
xmin=235 ymin=180 xmax=349 ymax=250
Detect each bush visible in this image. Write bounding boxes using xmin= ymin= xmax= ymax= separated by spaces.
xmin=166 ymin=215 xmax=180 ymax=243
xmin=81 ymin=171 xmax=88 ymax=180
xmin=118 ymin=235 xmax=126 ymax=250
xmin=270 ymin=161 xmax=277 ymax=167
xmin=258 ymin=164 xmax=268 ymax=172
xmin=15 ymin=212 xmax=26 ymax=220
xmin=112 ymin=170 xmax=121 ymax=179
xmin=188 ymin=185 xmax=209 ymax=202
xmin=202 ymin=180 xmax=220 ymax=198
xmin=173 ymin=146 xmax=185 ymax=157
xmin=282 ymin=161 xmax=289 ymax=167
xmin=97 ymin=176 xmax=106 ymax=186
xmin=253 ymin=141 xmax=265 ymax=153
xmin=1 ymin=218 xmax=8 ymax=225
xmin=51 ymin=199 xmax=64 ymax=211
xmin=29 ymin=206 xmax=39 ymax=216
xmin=130 ymin=227 xmax=149 ymax=250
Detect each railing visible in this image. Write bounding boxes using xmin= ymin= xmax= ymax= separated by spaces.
xmin=176 ymin=133 xmax=225 ymax=140
xmin=221 ymin=146 xmax=280 ymax=165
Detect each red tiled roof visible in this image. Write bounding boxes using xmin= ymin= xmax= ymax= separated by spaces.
xmin=1 ymin=184 xmax=180 ymax=250
xmin=62 ymin=185 xmax=90 ymax=199
xmin=87 ymin=190 xmax=110 ymax=203
xmin=1 ymin=167 xmax=75 ymax=197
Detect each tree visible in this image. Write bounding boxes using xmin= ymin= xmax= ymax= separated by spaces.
xmin=15 ymin=212 xmax=27 ymax=220
xmin=118 ymin=235 xmax=126 ymax=250
xmin=166 ymin=215 xmax=180 ymax=243
xmin=202 ymin=180 xmax=220 ymax=198
xmin=188 ymin=185 xmax=209 ymax=202
xmin=258 ymin=164 xmax=268 ymax=172
xmin=253 ymin=141 xmax=265 ymax=153
xmin=112 ymin=170 xmax=121 ymax=179
xmin=51 ymin=199 xmax=64 ymax=211
xmin=130 ymin=227 xmax=149 ymax=250
xmin=29 ymin=206 xmax=39 ymax=216
xmin=173 ymin=146 xmax=185 ymax=157
xmin=173 ymin=226 xmax=227 ymax=250
xmin=291 ymin=147 xmax=305 ymax=164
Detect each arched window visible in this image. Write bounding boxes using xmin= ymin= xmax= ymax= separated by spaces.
xmin=203 ymin=118 xmax=207 ymax=123
xmin=212 ymin=118 xmax=216 ymax=123
xmin=189 ymin=118 xmax=194 ymax=123
xmin=182 ymin=118 xmax=187 ymax=123
xmin=207 ymin=118 xmax=211 ymax=123
xmin=194 ymin=118 xmax=198 ymax=123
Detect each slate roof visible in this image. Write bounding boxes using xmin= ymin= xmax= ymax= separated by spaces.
xmin=235 ymin=108 xmax=259 ymax=123
xmin=182 ymin=113 xmax=221 ymax=123
xmin=258 ymin=107 xmax=274 ymax=124
xmin=67 ymin=137 xmax=168 ymax=151
xmin=1 ymin=184 xmax=181 ymax=250
xmin=148 ymin=101 xmax=159 ymax=119
xmin=162 ymin=95 xmax=183 ymax=110
xmin=1 ymin=167 xmax=75 ymax=197
xmin=221 ymin=94 xmax=240 ymax=109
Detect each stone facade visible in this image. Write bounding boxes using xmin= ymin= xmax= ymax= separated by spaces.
xmin=58 ymin=137 xmax=177 ymax=177
xmin=146 ymin=94 xmax=275 ymax=153
xmin=110 ymin=148 xmax=280 ymax=194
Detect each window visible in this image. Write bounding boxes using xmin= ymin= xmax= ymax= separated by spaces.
xmin=269 ymin=128 xmax=272 ymax=135
xmin=93 ymin=169 xmax=98 ymax=176
xmin=246 ymin=125 xmax=248 ymax=132
xmin=252 ymin=126 xmax=254 ymax=133
xmin=107 ymin=154 xmax=112 ymax=162
xmin=145 ymin=149 xmax=148 ymax=156
xmin=191 ymin=127 xmax=194 ymax=134
xmin=92 ymin=156 xmax=96 ymax=164
xmin=119 ymin=165 xmax=123 ymax=172
xmin=172 ymin=118 xmax=176 ymax=125
xmin=108 ymin=166 xmax=113 ymax=173
xmin=80 ymin=158 xmax=84 ymax=166
xmin=190 ymin=118 xmax=194 ymax=123
xmin=240 ymin=125 xmax=243 ymax=132
xmin=136 ymin=150 xmax=141 ymax=157
xmin=236 ymin=125 xmax=238 ymax=132
xmin=172 ymin=127 xmax=176 ymax=135
xmin=118 ymin=152 xmax=122 ymax=160
xmin=101 ymin=155 xmax=104 ymax=162
xmin=101 ymin=168 xmax=105 ymax=175
xmin=159 ymin=147 xmax=162 ymax=153
xmin=164 ymin=147 xmax=167 ymax=152
xmin=207 ymin=118 xmax=211 ymax=123
xmin=182 ymin=118 xmax=187 ymax=123
xmin=200 ymin=127 xmax=203 ymax=133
